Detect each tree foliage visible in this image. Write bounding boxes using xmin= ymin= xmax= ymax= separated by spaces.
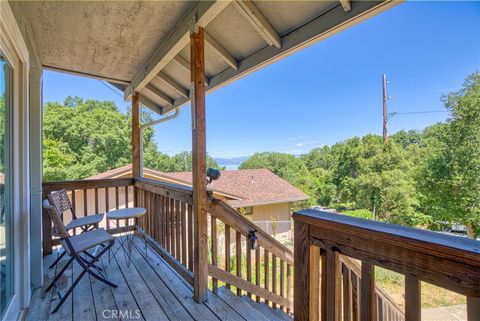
xmin=418 ymin=72 xmax=480 ymax=238
xmin=43 ymin=96 xmax=220 ymax=181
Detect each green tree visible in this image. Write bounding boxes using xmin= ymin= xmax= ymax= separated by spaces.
xmin=43 ymin=97 xmax=170 ymax=180
xmin=419 ymin=72 xmax=480 ymax=238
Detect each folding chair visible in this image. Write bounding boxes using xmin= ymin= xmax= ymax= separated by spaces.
xmin=46 ymin=189 xmax=104 ymax=269
xmin=43 ymin=199 xmax=117 ymax=313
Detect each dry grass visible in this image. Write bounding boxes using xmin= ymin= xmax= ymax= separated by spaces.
xmin=376 ymin=267 xmax=466 ymax=309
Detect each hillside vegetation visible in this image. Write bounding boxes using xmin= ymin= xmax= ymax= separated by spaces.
xmin=241 ymin=73 xmax=480 ymax=237
xmin=43 ymin=73 xmax=480 ymax=237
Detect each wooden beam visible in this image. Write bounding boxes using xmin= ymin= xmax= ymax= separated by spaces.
xmin=156 ymin=73 xmax=189 ymax=99
xmin=143 ymin=84 xmax=174 ymax=108
xmin=205 ymin=32 xmax=238 ymax=70
xmin=233 ymin=0 xmax=281 ymax=48
xmin=340 ymin=0 xmax=352 ymax=12
xmin=131 ymin=92 xmax=141 ymax=178
xmin=138 ymin=95 xmax=162 ymax=115
xmin=124 ymin=1 xmax=229 ymax=100
xmin=191 ymin=26 xmax=209 ymax=303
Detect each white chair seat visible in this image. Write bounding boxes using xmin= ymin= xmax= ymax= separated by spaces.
xmin=65 ymin=214 xmax=104 ymax=230
xmin=61 ymin=228 xmax=114 ymax=254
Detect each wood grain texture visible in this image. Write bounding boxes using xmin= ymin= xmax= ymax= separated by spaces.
xmin=360 ymin=263 xmax=375 ymax=321
xmin=131 ymin=92 xmax=140 ymax=177
xmin=294 ymin=220 xmax=310 ymax=321
xmin=405 ymin=276 xmax=420 ymax=321
xmin=295 ymin=209 xmax=480 ymax=297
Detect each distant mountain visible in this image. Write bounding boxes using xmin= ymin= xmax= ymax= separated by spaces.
xmin=214 ymin=156 xmax=250 ymax=168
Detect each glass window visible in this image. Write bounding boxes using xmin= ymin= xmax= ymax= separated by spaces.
xmin=0 ymin=53 xmax=13 ymax=318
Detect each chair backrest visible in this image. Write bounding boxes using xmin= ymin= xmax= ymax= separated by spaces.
xmin=48 ymin=189 xmax=77 ymax=220
xmin=43 ymin=199 xmax=69 ymax=239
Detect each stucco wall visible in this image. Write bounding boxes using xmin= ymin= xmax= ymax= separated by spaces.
xmin=249 ymin=202 xmax=292 ymax=235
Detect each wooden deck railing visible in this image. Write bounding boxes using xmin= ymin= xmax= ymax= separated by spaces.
xmin=134 ymin=177 xmax=195 ymax=285
xmin=42 ymin=178 xmax=135 ymax=254
xmin=339 ymin=255 xmax=404 ymax=321
xmin=293 ymin=209 xmax=480 ymax=321
xmin=208 ymin=198 xmax=294 ymax=312
xmin=42 ymin=177 xmax=295 ymax=311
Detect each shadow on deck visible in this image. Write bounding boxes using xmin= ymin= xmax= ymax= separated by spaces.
xmin=26 ymin=237 xmax=287 ymax=321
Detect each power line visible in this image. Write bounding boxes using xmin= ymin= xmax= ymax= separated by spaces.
xmin=388 ymin=110 xmax=448 ymax=119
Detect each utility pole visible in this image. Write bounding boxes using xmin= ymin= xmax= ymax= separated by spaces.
xmin=382 ymin=74 xmax=388 ymax=144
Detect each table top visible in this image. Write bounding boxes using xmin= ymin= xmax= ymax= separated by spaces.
xmin=107 ymin=207 xmax=146 ymax=220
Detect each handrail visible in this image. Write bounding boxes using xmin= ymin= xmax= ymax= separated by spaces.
xmin=43 ymin=178 xmax=134 ymax=195
xmin=208 ymin=197 xmax=294 ymax=264
xmin=135 ymin=177 xmax=193 ymax=205
xmin=293 ymin=208 xmax=480 ymax=321
xmin=208 ymin=197 xmax=293 ymax=311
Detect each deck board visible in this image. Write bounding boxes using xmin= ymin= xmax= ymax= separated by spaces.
xmin=25 ymin=237 xmax=252 ymax=321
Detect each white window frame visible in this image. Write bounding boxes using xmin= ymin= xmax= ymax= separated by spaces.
xmin=0 ymin=2 xmax=32 ymax=320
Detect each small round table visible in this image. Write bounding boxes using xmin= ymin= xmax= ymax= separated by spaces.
xmin=107 ymin=207 xmax=147 ymax=266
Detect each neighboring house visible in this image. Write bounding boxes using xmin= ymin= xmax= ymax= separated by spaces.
xmin=84 ymin=164 xmax=309 ymax=236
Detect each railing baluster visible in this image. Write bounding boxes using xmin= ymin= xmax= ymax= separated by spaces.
xmin=125 ymin=185 xmax=129 ymax=208
xmin=170 ymin=198 xmax=176 ymax=256
xmin=211 ymin=216 xmax=218 ymax=292
xmin=352 ymin=272 xmax=359 ymax=321
xmin=166 ymin=197 xmax=171 ymax=253
xmin=188 ymin=203 xmax=193 ymax=271
xmin=287 ymin=263 xmax=291 ymax=314
xmin=361 ymin=262 xmax=375 ymax=321
xmin=264 ymin=249 xmax=270 ymax=306
xmin=324 ymin=250 xmax=341 ymax=321
xmin=467 ymin=297 xmax=480 ymax=321
xmin=280 ymin=259 xmax=284 ymax=311
xmin=342 ymin=264 xmax=352 ymax=321
xmin=115 ymin=186 xmax=120 ymax=228
xmin=405 ymin=276 xmax=420 ymax=321
xmin=94 ymin=188 xmax=99 ymax=214
xmin=255 ymin=247 xmax=261 ymax=303
xmin=176 ymin=200 xmax=181 ymax=260
xmin=272 ymin=254 xmax=277 ymax=308
xmin=105 ymin=187 xmax=110 ymax=230
xmin=161 ymin=196 xmax=166 ymax=248
xmin=236 ymin=231 xmax=242 ymax=296
xmin=246 ymin=241 xmax=252 ymax=298
xmin=181 ymin=202 xmax=187 ymax=266
xmin=83 ymin=189 xmax=87 ymax=216
xmin=225 ymin=224 xmax=231 ymax=289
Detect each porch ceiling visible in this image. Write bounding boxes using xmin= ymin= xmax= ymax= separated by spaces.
xmin=14 ymin=0 xmax=400 ymax=115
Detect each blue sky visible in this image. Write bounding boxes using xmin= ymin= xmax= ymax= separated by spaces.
xmin=44 ymin=1 xmax=480 ymax=158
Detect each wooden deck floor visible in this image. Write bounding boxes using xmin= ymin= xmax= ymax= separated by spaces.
xmin=25 ymin=237 xmax=262 ymax=321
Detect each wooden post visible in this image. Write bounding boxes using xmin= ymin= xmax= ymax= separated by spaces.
xmin=467 ymin=296 xmax=480 ymax=321
xmin=191 ymin=26 xmax=208 ymax=303
xmin=294 ymin=221 xmax=319 ymax=321
xmin=360 ymin=263 xmax=375 ymax=321
xmin=405 ymin=276 xmax=421 ymax=321
xmin=323 ymin=250 xmax=341 ymax=321
xmin=131 ymin=92 xmax=140 ymax=178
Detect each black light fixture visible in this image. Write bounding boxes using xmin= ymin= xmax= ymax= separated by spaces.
xmin=248 ymin=229 xmax=258 ymax=250
xmin=206 ymin=168 xmax=221 ymax=185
